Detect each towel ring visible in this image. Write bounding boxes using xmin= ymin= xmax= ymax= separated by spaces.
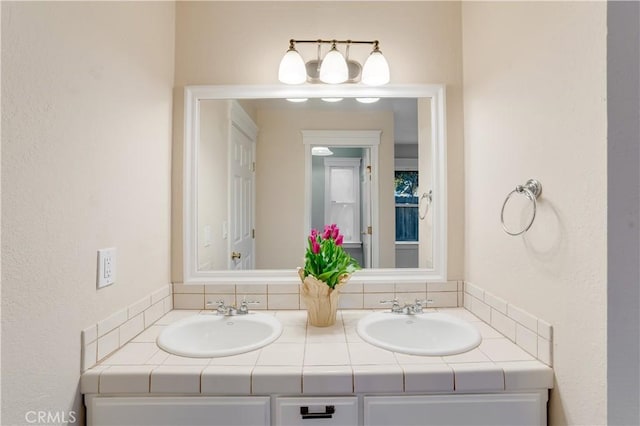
xmin=419 ymin=190 xmax=433 ymax=220
xmin=501 ymin=179 xmax=542 ymax=236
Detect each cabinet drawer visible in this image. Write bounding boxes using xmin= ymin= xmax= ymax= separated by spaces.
xmin=274 ymin=397 xmax=358 ymax=426
xmin=364 ymin=392 xmax=547 ymax=426
xmin=86 ymin=396 xmax=270 ymax=426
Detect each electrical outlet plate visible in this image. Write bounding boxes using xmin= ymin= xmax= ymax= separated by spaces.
xmin=97 ymin=248 xmax=116 ymax=289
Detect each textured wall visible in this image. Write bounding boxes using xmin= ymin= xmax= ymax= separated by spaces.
xmin=1 ymin=2 xmax=175 ymax=424
xmin=461 ymin=2 xmax=607 ymax=424
xmin=171 ymin=1 xmax=465 ymax=282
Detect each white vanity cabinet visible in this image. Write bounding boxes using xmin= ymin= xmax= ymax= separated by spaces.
xmin=363 ymin=392 xmax=548 ymax=426
xmin=86 ymin=392 xmax=547 ymax=426
xmin=85 ymin=396 xmax=270 ymax=426
xmin=274 ymin=397 xmax=358 ymax=426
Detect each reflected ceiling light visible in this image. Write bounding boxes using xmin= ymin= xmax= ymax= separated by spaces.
xmin=356 ymin=97 xmax=380 ymax=104
xmin=286 ymin=98 xmax=308 ymax=103
xmin=278 ymin=39 xmax=390 ymax=85
xmin=321 ymin=98 xmax=343 ymax=103
xmin=311 ymin=146 xmax=334 ymax=156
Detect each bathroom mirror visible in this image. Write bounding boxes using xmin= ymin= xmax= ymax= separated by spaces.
xmin=183 ymin=84 xmax=447 ymax=284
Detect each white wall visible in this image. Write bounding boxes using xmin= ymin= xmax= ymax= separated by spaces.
xmin=1 ymin=2 xmax=175 ymax=424
xmin=461 ymin=3 xmax=607 ymax=424
xmin=172 ymin=1 xmax=465 ymax=282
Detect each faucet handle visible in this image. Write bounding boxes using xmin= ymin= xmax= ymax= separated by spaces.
xmin=380 ymin=298 xmax=403 ymax=313
xmin=238 ymin=298 xmax=260 ymax=314
xmin=207 ymin=300 xmax=228 ymax=315
xmin=414 ymin=299 xmax=434 ymax=312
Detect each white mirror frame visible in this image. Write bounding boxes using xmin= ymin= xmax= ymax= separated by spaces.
xmin=183 ymin=84 xmax=447 ymax=284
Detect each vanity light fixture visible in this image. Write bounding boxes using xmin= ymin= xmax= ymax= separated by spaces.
xmin=356 ymin=97 xmax=380 ymax=104
xmin=278 ymin=39 xmax=390 ymax=85
xmin=321 ymin=97 xmax=344 ymax=103
xmin=285 ymin=98 xmax=309 ymax=103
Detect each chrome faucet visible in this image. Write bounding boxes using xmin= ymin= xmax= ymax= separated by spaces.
xmin=206 ymin=299 xmax=260 ymax=316
xmin=380 ymin=298 xmax=433 ymax=314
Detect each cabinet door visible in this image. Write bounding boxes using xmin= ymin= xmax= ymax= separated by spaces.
xmin=364 ymin=392 xmax=547 ymax=426
xmin=86 ymin=396 xmax=270 ymax=426
xmin=275 ymin=397 xmax=358 ymax=426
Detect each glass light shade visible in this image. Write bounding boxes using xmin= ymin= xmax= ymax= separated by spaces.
xmin=321 ymin=98 xmax=343 ymax=103
xmin=311 ymin=146 xmax=334 ymax=156
xmin=286 ymin=98 xmax=308 ymax=103
xmin=356 ymin=97 xmax=380 ymax=104
xmin=361 ymin=50 xmax=390 ymax=86
xmin=319 ymin=46 xmax=349 ymax=84
xmin=278 ymin=48 xmax=307 ymax=84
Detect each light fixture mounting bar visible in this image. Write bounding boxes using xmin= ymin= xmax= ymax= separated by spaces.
xmin=290 ymin=39 xmax=380 ymax=48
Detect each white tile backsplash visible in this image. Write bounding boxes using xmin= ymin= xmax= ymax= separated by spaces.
xmin=268 ymin=293 xmax=299 ymax=310
xmin=82 ymin=325 xmax=97 ymax=345
xmin=128 ymin=296 xmax=152 ymax=318
xmin=97 ymin=329 xmax=120 ymax=361
xmin=97 ymin=309 xmax=127 ymax=338
xmin=82 ymin=284 xmax=173 ymax=370
xmin=470 ymin=297 xmax=491 ymax=323
xmin=173 ymin=293 xmax=205 ymax=310
xmin=152 ymin=286 xmax=171 ymax=304
xmin=490 ymin=309 xmax=517 ymax=341
xmin=516 ymin=323 xmax=538 ymax=357
xmin=119 ymin=314 xmax=145 ymax=346
xmin=144 ymin=301 xmax=166 ymax=328
xmin=484 ymin=292 xmax=508 ymax=314
xmin=427 ymin=281 xmax=458 ymax=292
xmin=464 ymin=281 xmax=553 ymax=366
xmin=507 ymin=305 xmax=538 ymax=332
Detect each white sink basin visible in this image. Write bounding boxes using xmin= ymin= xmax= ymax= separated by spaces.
xmin=357 ymin=312 xmax=482 ymax=356
xmin=157 ymin=313 xmax=283 ymax=358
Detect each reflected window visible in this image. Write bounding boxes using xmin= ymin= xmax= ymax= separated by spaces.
xmin=394 ymin=170 xmax=419 ymax=242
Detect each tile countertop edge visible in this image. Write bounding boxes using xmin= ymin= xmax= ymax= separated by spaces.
xmin=80 ymin=309 xmax=554 ymax=396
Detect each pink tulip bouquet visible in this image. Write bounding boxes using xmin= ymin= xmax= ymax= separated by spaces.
xmin=302 ymin=224 xmax=361 ymax=289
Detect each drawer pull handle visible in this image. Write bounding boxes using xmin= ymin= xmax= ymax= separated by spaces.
xmin=300 ymin=405 xmax=335 ymax=419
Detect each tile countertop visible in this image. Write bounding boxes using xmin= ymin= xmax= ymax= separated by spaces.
xmin=80 ymin=308 xmax=553 ymax=396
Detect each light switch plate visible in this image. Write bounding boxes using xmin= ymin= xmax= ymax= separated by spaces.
xmin=97 ymin=248 xmax=116 ymax=289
